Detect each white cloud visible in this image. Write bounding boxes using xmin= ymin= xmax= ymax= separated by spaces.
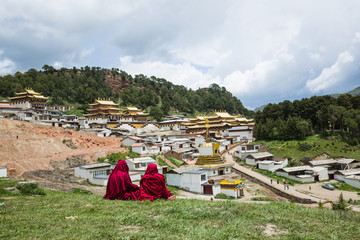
xmin=119 ymin=56 xmax=221 ymax=89
xmin=222 ymin=59 xmax=279 ymax=95
xmin=306 ymin=51 xmax=354 ymax=93
xmin=53 ymin=61 xmax=63 ymax=69
xmin=1 ymin=1 xmax=360 ymax=108
xmin=0 ymin=49 xmax=15 ymax=74
xmin=0 ymin=59 xmax=15 ymax=75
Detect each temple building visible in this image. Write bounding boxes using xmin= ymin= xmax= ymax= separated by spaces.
xmin=120 ymin=106 xmax=148 ymax=122
xmin=9 ymin=88 xmax=48 ymax=112
xmin=85 ymin=98 xmax=121 ymax=121
xmin=183 ymin=110 xmax=253 ymax=133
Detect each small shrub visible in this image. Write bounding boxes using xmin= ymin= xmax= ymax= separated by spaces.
xmin=73 ymin=188 xmax=93 ymax=195
xmin=215 ymin=193 xmax=234 ymax=200
xmin=332 ymin=193 xmax=351 ymax=211
xmin=16 ymin=183 xmax=46 ymax=196
xmin=251 ymin=197 xmax=272 ymax=201
xmin=300 ymin=156 xmax=311 ymax=165
xmin=298 ymin=143 xmax=312 ymax=151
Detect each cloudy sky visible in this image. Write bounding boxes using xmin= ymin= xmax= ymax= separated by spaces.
xmin=1 ymin=1 xmax=360 ymax=109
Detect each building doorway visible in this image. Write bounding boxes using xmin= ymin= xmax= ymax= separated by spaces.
xmin=314 ymin=175 xmax=319 ymax=181
xmin=218 ymin=168 xmax=225 ymax=175
xmin=203 ymin=185 xmax=213 ymax=195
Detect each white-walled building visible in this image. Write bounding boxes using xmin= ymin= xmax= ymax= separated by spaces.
xmin=258 ymin=159 xmax=288 ymax=172
xmin=167 ymin=166 xmax=208 ymax=193
xmin=276 ymin=166 xmax=328 ymax=183
xmin=235 ymin=143 xmax=261 ymax=159
xmin=334 ymin=169 xmax=360 ymax=182
xmin=245 ymin=152 xmax=274 ymax=166
xmin=126 ymin=157 xmax=166 ymax=176
xmin=131 ymin=143 xmax=148 ymax=154
xmin=0 ymin=168 xmax=7 ymax=178
xmin=344 ymin=175 xmax=360 ymax=189
xmin=122 ymin=136 xmax=143 ymax=147
xmin=226 ymin=125 xmax=254 ymax=142
xmin=74 ymin=163 xmax=113 ymax=186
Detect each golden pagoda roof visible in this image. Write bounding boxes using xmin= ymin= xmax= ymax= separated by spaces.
xmin=9 ymin=88 xmax=48 ymax=100
xmin=88 ymin=107 xmax=120 ymax=110
xmin=213 ymin=111 xmax=234 ymax=118
xmin=90 ymin=98 xmax=118 ymax=106
xmin=187 ymin=123 xmax=231 ymax=129
xmin=16 ymin=88 xmax=41 ymax=96
xmin=126 ymin=106 xmax=140 ymax=111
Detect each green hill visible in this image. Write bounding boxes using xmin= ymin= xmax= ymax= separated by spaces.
xmin=1 ymin=182 xmax=359 ymax=239
xmin=0 ymin=66 xmax=254 ymax=118
xmin=255 ymin=135 xmax=360 ymax=166
xmin=328 ymin=86 xmax=360 ymax=98
xmin=254 ymin=104 xmax=268 ymax=112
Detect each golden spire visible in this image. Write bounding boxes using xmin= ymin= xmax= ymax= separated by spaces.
xmin=205 ymin=119 xmax=211 ymax=143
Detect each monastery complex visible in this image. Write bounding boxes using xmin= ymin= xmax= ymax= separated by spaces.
xmin=1 ymin=87 xmax=360 ymax=200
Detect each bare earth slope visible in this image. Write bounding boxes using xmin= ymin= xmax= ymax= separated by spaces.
xmin=0 ymin=118 xmax=127 ymax=177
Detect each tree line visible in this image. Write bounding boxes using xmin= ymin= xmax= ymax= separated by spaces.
xmin=254 ymin=94 xmax=360 ymax=144
xmin=0 ymin=66 xmax=253 ymax=119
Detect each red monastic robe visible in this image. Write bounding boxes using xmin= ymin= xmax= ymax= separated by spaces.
xmin=103 ymin=160 xmax=141 ymax=200
xmin=140 ymin=163 xmax=172 ymax=201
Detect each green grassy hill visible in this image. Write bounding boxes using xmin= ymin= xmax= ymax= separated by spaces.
xmin=255 ymin=135 xmax=360 ymax=165
xmin=1 ymin=180 xmax=360 ymax=239
xmin=328 ymin=85 xmax=360 ymax=98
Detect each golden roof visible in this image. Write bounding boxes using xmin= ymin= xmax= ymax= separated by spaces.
xmin=213 ymin=111 xmax=234 ymax=118
xmin=9 ymin=88 xmax=48 ymax=100
xmin=126 ymin=106 xmax=140 ymax=111
xmin=219 ymin=179 xmax=243 ymax=185
xmin=91 ymin=98 xmax=118 ymax=106
xmin=16 ymin=88 xmax=41 ymax=96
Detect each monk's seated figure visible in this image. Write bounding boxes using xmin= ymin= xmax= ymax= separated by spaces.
xmin=140 ymin=163 xmax=176 ymax=201
xmin=103 ymin=160 xmax=141 ymax=200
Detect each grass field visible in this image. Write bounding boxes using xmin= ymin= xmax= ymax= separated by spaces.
xmin=255 ymin=135 xmax=360 ymax=165
xmin=164 ymin=155 xmax=184 ymax=167
xmin=1 ymin=180 xmax=360 ymax=239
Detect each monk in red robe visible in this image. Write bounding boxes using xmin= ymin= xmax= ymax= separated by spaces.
xmin=140 ymin=163 xmax=176 ymax=201
xmin=103 ymin=160 xmax=141 ymax=200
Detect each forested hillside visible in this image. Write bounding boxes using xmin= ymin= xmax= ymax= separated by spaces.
xmin=254 ymin=95 xmax=360 ymax=144
xmin=0 ymin=66 xmax=253 ymax=118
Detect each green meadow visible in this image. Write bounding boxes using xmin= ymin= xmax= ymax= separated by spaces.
xmin=1 ymin=181 xmax=360 ymax=240
xmin=255 ymin=135 xmax=360 ymax=166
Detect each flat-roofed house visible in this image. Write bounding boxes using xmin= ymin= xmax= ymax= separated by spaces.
xmin=122 ymin=136 xmax=143 ymax=147
xmin=276 ymin=166 xmax=328 ymax=183
xmin=235 ymin=143 xmax=261 ymax=159
xmin=74 ymin=162 xmax=141 ymax=185
xmin=257 ymin=158 xmax=288 ymax=172
xmin=309 ymin=158 xmax=360 ymax=179
xmin=344 ymin=175 xmax=360 ymax=189
xmin=126 ymin=157 xmax=166 ymax=176
xmin=131 ymin=142 xmax=148 ymax=154
xmin=245 ymin=152 xmax=274 ymax=166
xmin=334 ymin=169 xmax=360 ymax=182
xmin=167 ymin=166 xmax=208 ymax=193
xmin=165 ymin=147 xmax=196 ymax=162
